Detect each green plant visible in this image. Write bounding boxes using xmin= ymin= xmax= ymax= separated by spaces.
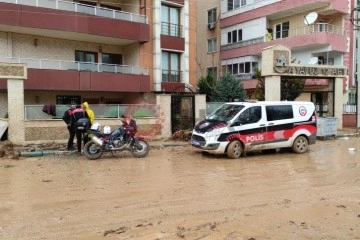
xmin=197 ymin=73 xmax=217 ymax=101
xmin=211 ymin=72 xmax=248 ymax=102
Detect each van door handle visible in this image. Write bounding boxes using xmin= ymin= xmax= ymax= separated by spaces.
xmin=260 ymin=124 xmax=265 ymax=126
xmin=268 ymin=123 xmax=274 ymax=126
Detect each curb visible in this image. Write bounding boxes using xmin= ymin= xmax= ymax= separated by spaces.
xmin=19 ymin=142 xmax=189 ymax=157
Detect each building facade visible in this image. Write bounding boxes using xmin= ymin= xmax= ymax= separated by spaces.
xmin=197 ymin=0 xmax=353 ymax=122
xmin=196 ymin=0 xmax=221 ymax=80
xmin=0 ymin=0 xmax=197 ymax=118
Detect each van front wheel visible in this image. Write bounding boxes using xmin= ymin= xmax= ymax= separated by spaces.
xmin=292 ymin=136 xmax=308 ymax=154
xmin=227 ymin=140 xmax=243 ymax=159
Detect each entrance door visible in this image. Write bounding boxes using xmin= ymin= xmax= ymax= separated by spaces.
xmin=171 ymin=95 xmax=195 ymax=134
xmin=311 ymin=92 xmax=324 ymax=117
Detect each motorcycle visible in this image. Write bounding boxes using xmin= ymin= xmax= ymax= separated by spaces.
xmin=83 ymin=117 xmax=149 ymax=160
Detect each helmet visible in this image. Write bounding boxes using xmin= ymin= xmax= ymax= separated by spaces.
xmin=90 ymin=122 xmax=101 ymax=131
xmin=103 ymin=126 xmax=111 ymax=134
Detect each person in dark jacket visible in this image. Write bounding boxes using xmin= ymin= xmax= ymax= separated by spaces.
xmin=70 ymin=105 xmax=90 ymax=155
xmin=62 ymin=104 xmax=76 ymax=151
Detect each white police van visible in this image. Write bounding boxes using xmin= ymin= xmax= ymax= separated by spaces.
xmin=191 ymin=101 xmax=317 ymax=159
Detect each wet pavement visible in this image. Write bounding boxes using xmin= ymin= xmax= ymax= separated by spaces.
xmin=0 ymin=135 xmax=359 ymax=239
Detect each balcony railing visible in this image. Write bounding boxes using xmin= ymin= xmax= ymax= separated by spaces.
xmin=1 ymin=0 xmax=148 ymax=24
xmin=162 ymin=70 xmax=182 ymax=82
xmin=0 ymin=57 xmax=148 ymax=75
xmin=221 ymin=37 xmax=264 ymax=51
xmin=161 ymin=22 xmax=183 ymax=37
xmin=221 ymin=23 xmax=347 ymax=51
xmin=235 ymin=73 xmax=257 ymax=80
xmin=25 ymin=104 xmax=159 ymax=120
xmin=343 ymin=104 xmax=356 ymax=113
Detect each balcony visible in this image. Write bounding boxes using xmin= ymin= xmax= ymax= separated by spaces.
xmin=161 ymin=70 xmax=185 ymax=92
xmin=221 ymin=0 xmax=345 ymax=27
xmin=0 ymin=0 xmax=150 ymax=44
xmin=221 ymin=23 xmax=347 ymax=59
xmin=0 ymin=0 xmax=147 ymax=23
xmin=161 ymin=22 xmax=185 ymax=51
xmin=0 ymin=57 xmax=150 ymax=92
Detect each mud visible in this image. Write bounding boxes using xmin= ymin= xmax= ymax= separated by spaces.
xmin=0 ymin=137 xmax=359 ymax=240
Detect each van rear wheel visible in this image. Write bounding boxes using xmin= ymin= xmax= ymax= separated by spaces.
xmin=292 ymin=136 xmax=308 ymax=154
xmin=227 ymin=140 xmax=242 ymax=159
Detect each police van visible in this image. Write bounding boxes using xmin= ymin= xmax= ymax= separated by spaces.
xmin=191 ymin=101 xmax=317 ymax=159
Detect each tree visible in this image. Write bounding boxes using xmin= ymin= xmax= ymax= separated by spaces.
xmin=211 ymin=73 xmax=248 ymax=102
xmin=251 ymin=68 xmax=265 ymax=101
xmin=281 ymin=78 xmax=305 ymax=101
xmin=196 ymin=73 xmax=217 ymax=101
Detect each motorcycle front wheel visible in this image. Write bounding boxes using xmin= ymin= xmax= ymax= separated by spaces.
xmin=130 ymin=139 xmax=149 ymax=158
xmin=83 ymin=141 xmax=103 ymax=160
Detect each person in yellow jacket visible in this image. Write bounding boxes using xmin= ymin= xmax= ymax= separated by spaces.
xmin=82 ymin=102 xmax=95 ymax=146
xmin=82 ymin=102 xmax=95 ymax=126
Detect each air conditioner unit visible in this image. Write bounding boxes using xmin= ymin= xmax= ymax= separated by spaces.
xmin=208 ymin=23 xmax=216 ymax=30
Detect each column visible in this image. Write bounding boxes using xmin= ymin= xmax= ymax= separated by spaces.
xmin=156 ymin=94 xmax=172 ymax=139
xmin=7 ymin=79 xmax=25 ymax=144
xmin=334 ymin=77 xmax=343 ymax=129
xmin=264 ymin=76 xmax=281 ymax=101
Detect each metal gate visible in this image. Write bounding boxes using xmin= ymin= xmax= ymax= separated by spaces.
xmin=171 ymin=94 xmax=195 ymax=134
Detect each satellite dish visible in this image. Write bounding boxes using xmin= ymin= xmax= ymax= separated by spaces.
xmin=304 ymin=12 xmax=318 ymax=25
xmin=308 ymin=57 xmax=319 ymax=65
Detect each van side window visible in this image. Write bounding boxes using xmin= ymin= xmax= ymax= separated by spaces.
xmin=266 ymin=105 xmax=293 ymax=121
xmin=237 ymin=106 xmax=262 ymax=124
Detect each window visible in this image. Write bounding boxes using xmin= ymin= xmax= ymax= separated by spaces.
xmin=162 ymin=51 xmax=180 ymax=82
xmin=161 ymin=4 xmax=180 ymax=37
xmin=275 ymin=22 xmax=289 ymax=39
xmin=228 ymin=0 xmax=246 ymax=11
xmin=266 ymin=105 xmax=293 ymax=121
xmin=238 ymin=29 xmax=243 ymax=41
xmin=102 ymin=53 xmax=122 ymax=65
xmin=207 ymin=38 xmax=217 ymax=53
xmin=227 ymin=0 xmax=234 ymax=11
xmin=56 ymin=95 xmax=81 ymax=105
xmin=237 ymin=106 xmax=262 ymax=124
xmin=227 ymin=29 xmax=243 ymax=44
xmin=349 ymin=93 xmax=356 ymax=105
xmin=324 ymin=58 xmax=334 ymax=65
xmin=207 ymin=67 xmax=217 ymax=78
xmin=75 ymin=50 xmax=97 ymax=63
xmin=208 ymin=8 xmax=217 ymax=24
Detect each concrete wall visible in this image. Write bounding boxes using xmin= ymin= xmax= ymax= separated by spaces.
xmin=1 ymin=93 xmax=206 ymax=143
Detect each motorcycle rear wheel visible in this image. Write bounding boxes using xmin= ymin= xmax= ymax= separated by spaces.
xmin=84 ymin=141 xmax=103 ymax=160
xmin=130 ymin=139 xmax=149 ymax=158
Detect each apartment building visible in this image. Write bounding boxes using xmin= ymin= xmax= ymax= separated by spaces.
xmin=0 ymin=0 xmax=197 ymax=118
xmin=196 ymin=0 xmax=221 ymax=80
xmin=221 ymin=0 xmax=352 ymax=113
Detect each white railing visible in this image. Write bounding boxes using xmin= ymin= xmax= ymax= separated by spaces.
xmin=221 ymin=23 xmax=347 ymax=51
xmin=25 ymin=104 xmax=159 ymax=120
xmin=0 ymin=57 xmax=148 ymax=75
xmin=287 ymin=23 xmax=347 ymax=37
xmin=343 ymin=104 xmax=356 ymax=113
xmin=1 ymin=0 xmax=148 ymax=24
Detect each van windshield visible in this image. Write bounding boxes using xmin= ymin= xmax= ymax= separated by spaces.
xmin=207 ymin=104 xmax=244 ymax=122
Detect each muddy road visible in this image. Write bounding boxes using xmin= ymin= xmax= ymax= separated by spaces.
xmin=0 ymin=137 xmax=359 ymax=240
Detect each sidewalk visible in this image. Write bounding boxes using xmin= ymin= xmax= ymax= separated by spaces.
xmin=336 ymin=127 xmax=359 ymax=138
